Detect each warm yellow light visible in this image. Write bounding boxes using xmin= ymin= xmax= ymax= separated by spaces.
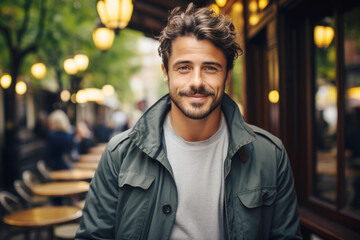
xmin=76 ymin=89 xmax=88 ymax=104
xmin=92 ymin=27 xmax=115 ymax=51
xmin=76 ymin=88 xmax=105 ymax=104
xmin=60 ymin=90 xmax=71 ymax=102
xmin=248 ymin=0 xmax=258 ymax=12
xmin=1 ymin=74 xmax=12 ymax=89
xmin=74 ymin=54 xmax=89 ymax=72
xmin=268 ymin=90 xmax=279 ymax=103
xmin=102 ymin=84 xmax=115 ymax=96
xmin=97 ymin=0 xmax=133 ymax=29
xmin=215 ymin=0 xmax=227 ymax=8
xmin=258 ymin=0 xmax=269 ymax=10
xmin=15 ymin=81 xmax=27 ymax=95
xmin=249 ymin=14 xmax=260 ymax=25
xmin=209 ymin=3 xmax=220 ymax=14
xmin=347 ymin=87 xmax=360 ymax=100
xmin=31 ymin=63 xmax=47 ymax=79
xmin=316 ymin=85 xmax=337 ymax=107
xmin=232 ymin=2 xmax=243 ymax=13
xmin=71 ymin=93 xmax=77 ymax=103
xmin=85 ymin=88 xmax=105 ymax=103
xmin=314 ymin=25 xmax=334 ymax=48
xmin=64 ymin=58 xmax=78 ymax=75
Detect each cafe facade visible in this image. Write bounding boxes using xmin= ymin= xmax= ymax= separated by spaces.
xmin=223 ymin=0 xmax=360 ymax=238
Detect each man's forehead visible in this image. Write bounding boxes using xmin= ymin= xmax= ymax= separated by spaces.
xmin=168 ymin=36 xmax=226 ymax=64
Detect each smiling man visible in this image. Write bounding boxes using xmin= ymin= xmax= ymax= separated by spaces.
xmin=76 ymin=3 xmax=301 ymax=240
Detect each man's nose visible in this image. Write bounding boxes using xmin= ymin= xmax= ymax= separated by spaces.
xmin=189 ymin=68 xmax=203 ymax=88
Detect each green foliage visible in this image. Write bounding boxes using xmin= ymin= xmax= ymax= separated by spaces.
xmin=82 ymin=29 xmax=143 ymax=102
xmin=230 ymin=56 xmax=244 ymax=104
xmin=315 ymin=44 xmax=336 ymax=84
xmin=0 ymin=0 xmax=143 ymax=104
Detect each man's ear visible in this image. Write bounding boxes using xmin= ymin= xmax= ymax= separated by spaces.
xmin=161 ymin=64 xmax=169 ymax=84
xmin=225 ymin=69 xmax=233 ymax=85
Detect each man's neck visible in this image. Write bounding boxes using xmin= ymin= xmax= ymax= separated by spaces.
xmin=168 ymin=104 xmax=223 ymax=142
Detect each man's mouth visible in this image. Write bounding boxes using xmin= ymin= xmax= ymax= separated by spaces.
xmin=179 ymin=87 xmax=215 ymax=97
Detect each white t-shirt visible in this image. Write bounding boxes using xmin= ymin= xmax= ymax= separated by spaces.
xmin=163 ymin=114 xmax=229 ymax=240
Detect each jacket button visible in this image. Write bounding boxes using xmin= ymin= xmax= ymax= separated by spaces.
xmin=162 ymin=204 xmax=172 ymax=214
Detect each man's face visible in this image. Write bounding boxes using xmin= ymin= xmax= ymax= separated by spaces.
xmin=162 ymin=35 xmax=232 ymax=120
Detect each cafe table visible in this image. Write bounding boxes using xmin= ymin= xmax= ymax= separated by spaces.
xmin=50 ymin=169 xmax=95 ymax=181
xmin=88 ymin=143 xmax=106 ymax=154
xmin=3 ymin=206 xmax=82 ymax=239
xmin=73 ymin=161 xmax=99 ymax=170
xmin=78 ymin=153 xmax=102 ymax=163
xmin=31 ymin=181 xmax=89 ymax=197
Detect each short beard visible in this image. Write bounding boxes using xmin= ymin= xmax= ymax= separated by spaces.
xmin=168 ymin=73 xmax=228 ymax=120
xmin=171 ymin=93 xmax=221 ymax=120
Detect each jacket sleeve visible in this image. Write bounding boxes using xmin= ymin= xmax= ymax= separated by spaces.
xmin=75 ymin=145 xmax=118 ymax=240
xmin=270 ymin=145 xmax=302 ymax=239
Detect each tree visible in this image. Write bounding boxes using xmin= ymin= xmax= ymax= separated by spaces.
xmin=0 ymin=0 xmax=143 ymax=188
xmin=0 ymin=0 xmax=47 ymax=128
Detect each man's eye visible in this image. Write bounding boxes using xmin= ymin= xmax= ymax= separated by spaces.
xmin=178 ymin=66 xmax=190 ymax=72
xmin=204 ymin=66 xmax=218 ymax=73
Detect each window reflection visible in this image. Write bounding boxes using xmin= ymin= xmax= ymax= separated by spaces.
xmin=313 ymin=16 xmax=337 ymax=204
xmin=344 ymin=6 xmax=360 ymax=214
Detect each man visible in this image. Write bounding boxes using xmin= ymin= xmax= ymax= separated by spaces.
xmin=76 ymin=3 xmax=301 ymax=240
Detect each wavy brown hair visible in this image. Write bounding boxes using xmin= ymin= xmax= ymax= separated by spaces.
xmin=158 ymin=3 xmax=243 ymax=72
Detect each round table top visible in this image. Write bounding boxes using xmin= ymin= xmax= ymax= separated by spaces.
xmin=88 ymin=144 xmax=106 ymax=154
xmin=78 ymin=154 xmax=102 ymax=163
xmin=32 ymin=181 xmax=90 ymax=197
xmin=50 ymin=169 xmax=95 ymax=181
xmin=3 ymin=206 xmax=82 ymax=227
xmin=73 ymin=162 xmax=99 ymax=170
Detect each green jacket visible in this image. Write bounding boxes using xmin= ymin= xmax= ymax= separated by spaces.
xmin=75 ymin=94 xmax=302 ymax=240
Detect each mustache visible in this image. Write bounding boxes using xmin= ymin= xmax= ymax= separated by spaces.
xmin=179 ymin=87 xmax=215 ymax=96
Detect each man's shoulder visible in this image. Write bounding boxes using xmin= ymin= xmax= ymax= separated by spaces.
xmin=246 ymin=124 xmax=283 ymax=150
xmin=107 ymin=128 xmax=133 ymax=152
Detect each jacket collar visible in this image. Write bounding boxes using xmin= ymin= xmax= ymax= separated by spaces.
xmin=221 ymin=94 xmax=256 ymax=158
xmin=129 ymin=94 xmax=256 ymax=163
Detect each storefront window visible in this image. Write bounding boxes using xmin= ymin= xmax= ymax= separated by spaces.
xmin=313 ymin=16 xmax=337 ymax=204
xmin=344 ymin=6 xmax=360 ymax=214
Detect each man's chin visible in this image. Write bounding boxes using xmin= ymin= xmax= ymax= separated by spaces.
xmin=181 ymin=107 xmax=212 ymax=120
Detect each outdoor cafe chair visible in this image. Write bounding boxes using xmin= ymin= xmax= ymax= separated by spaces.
xmin=22 ymin=170 xmax=43 ymax=189
xmin=0 ymin=191 xmax=22 ymax=213
xmin=14 ymin=180 xmax=50 ymax=207
xmin=36 ymin=160 xmax=52 ymax=181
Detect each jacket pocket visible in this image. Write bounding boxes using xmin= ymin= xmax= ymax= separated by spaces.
xmin=233 ymin=186 xmax=276 ymax=239
xmin=116 ymin=171 xmax=155 ymax=239
xmin=118 ymin=171 xmax=155 ymax=189
xmin=237 ymin=186 xmax=276 ymax=208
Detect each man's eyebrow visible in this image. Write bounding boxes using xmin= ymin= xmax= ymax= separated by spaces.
xmin=172 ymin=61 xmax=223 ymax=69
xmin=203 ymin=62 xmax=223 ymax=69
xmin=173 ymin=60 xmax=192 ymax=66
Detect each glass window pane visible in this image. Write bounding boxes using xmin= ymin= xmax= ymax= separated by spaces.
xmin=344 ymin=6 xmax=360 ymax=214
xmin=313 ymin=16 xmax=337 ymax=204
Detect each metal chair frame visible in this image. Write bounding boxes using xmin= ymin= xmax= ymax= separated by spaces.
xmin=22 ymin=170 xmax=42 ymax=189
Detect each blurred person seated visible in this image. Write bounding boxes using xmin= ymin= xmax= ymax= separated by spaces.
xmin=44 ymin=110 xmax=78 ymax=170
xmin=93 ymin=118 xmax=114 ymax=143
xmin=76 ymin=121 xmax=97 ymax=154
